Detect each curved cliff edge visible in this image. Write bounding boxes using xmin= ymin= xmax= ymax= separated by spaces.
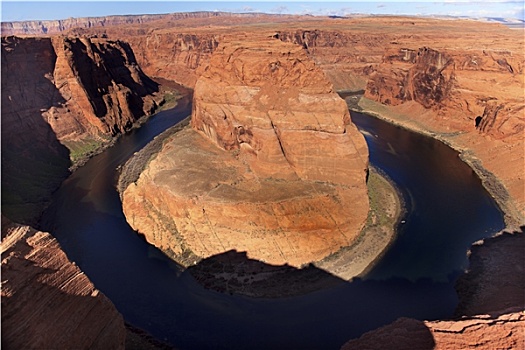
xmin=358 ymin=43 xmax=524 ymax=227
xmin=119 ymin=38 xmax=377 ymax=295
xmin=1 ymin=217 xmax=126 ymax=349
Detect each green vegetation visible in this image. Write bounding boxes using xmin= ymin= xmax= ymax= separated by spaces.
xmin=158 ymin=91 xmax=180 ymax=111
xmin=365 ymin=167 xmax=403 ymax=229
xmin=63 ymin=137 xmax=109 ymax=164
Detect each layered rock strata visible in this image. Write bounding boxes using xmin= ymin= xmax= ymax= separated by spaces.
xmin=1 ymin=35 xmax=160 ymax=147
xmin=126 ymin=32 xmax=220 ymax=88
xmin=122 ymin=38 xmax=369 ymax=268
xmin=1 ymin=217 xmax=126 ymax=349
xmin=341 ymin=311 xmax=525 ymax=350
xmin=1 ymin=35 xmax=161 ymax=224
xmin=1 ymin=12 xmax=292 ymax=36
xmin=362 ymin=43 xmax=525 ymax=222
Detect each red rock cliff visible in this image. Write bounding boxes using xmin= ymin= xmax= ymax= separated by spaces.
xmin=363 ymin=42 xmax=525 ymax=221
xmin=121 ymin=38 xmax=370 ymax=268
xmin=126 ymin=32 xmax=220 ymax=87
xmin=1 ymin=35 xmax=161 ymax=224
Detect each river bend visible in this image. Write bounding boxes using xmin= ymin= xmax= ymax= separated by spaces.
xmin=41 ymin=93 xmax=504 ymax=349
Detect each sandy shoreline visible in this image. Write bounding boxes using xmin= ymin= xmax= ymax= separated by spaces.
xmin=314 ymin=167 xmax=404 ymax=281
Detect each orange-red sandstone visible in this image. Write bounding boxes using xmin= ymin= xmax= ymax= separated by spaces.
xmin=122 ymin=38 xmax=369 ymax=267
xmin=1 ymin=217 xmax=126 ymax=349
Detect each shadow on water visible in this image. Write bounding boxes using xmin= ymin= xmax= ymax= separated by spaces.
xmin=42 ymin=182 xmax=458 ymax=350
xmin=40 ymin=91 xmax=505 ymax=349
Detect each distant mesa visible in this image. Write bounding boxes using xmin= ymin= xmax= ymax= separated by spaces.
xmin=121 ymin=37 xmax=370 ymax=269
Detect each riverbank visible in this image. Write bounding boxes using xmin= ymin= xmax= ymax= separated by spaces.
xmin=314 ymin=167 xmax=403 ymax=280
xmin=69 ymin=83 xmax=185 ymax=173
xmin=354 ymin=97 xmax=524 ymax=228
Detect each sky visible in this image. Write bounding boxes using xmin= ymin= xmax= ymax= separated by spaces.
xmin=1 ymin=1 xmax=524 ymax=22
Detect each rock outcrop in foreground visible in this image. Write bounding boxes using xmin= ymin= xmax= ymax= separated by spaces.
xmin=122 ymin=38 xmax=369 ymax=268
xmin=342 ymin=227 xmax=525 ymax=350
xmin=342 ymin=311 xmax=525 ymax=350
xmin=1 ymin=217 xmax=126 ymax=349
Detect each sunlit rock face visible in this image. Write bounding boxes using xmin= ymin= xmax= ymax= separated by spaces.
xmin=122 ymin=38 xmax=370 ymax=268
xmin=364 ymin=44 xmax=525 ymax=219
xmin=1 ymin=218 xmax=126 ymax=349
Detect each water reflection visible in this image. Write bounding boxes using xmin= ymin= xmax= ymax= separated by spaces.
xmin=351 ymin=112 xmax=504 ymax=282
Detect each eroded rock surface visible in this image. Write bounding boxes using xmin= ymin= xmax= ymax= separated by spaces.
xmin=122 ymin=38 xmax=369 ymax=268
xmin=2 ymin=35 xmax=160 ymax=148
xmin=1 ymin=35 xmax=161 ymax=224
xmin=363 ymin=42 xmax=525 ymax=221
xmin=341 ymin=311 xmax=525 ymax=350
xmin=1 ymin=217 xmax=126 ymax=349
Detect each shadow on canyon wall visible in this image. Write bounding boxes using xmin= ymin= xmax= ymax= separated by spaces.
xmin=454 ymin=225 xmax=525 ymax=317
xmin=67 ymin=38 xmax=159 ymax=127
xmin=1 ymin=37 xmax=71 ymax=226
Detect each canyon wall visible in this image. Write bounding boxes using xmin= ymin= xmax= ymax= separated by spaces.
xmin=1 ymin=35 xmax=162 ymax=224
xmin=366 ymin=45 xmax=523 ymax=134
xmin=122 ymin=29 xmax=379 ymax=91
xmin=274 ymin=29 xmax=380 ymax=91
xmin=1 ymin=217 xmax=126 ymax=349
xmin=362 ymin=43 xmax=524 ymax=222
xmin=125 ymin=32 xmax=220 ymax=88
xmin=121 ymin=38 xmax=369 ymax=268
xmin=2 ymin=13 xmax=523 ymax=348
xmin=0 ymin=11 xmax=290 ymax=36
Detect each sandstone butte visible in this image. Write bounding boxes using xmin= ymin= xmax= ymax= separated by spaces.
xmin=115 ymin=16 xmax=525 ymax=225
xmin=1 ymin=216 xmax=126 ymax=349
xmin=122 ymin=38 xmax=370 ymax=268
xmin=1 ymin=35 xmax=164 ymax=224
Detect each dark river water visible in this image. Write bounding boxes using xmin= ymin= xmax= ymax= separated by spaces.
xmin=41 ymin=93 xmax=504 ymax=350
